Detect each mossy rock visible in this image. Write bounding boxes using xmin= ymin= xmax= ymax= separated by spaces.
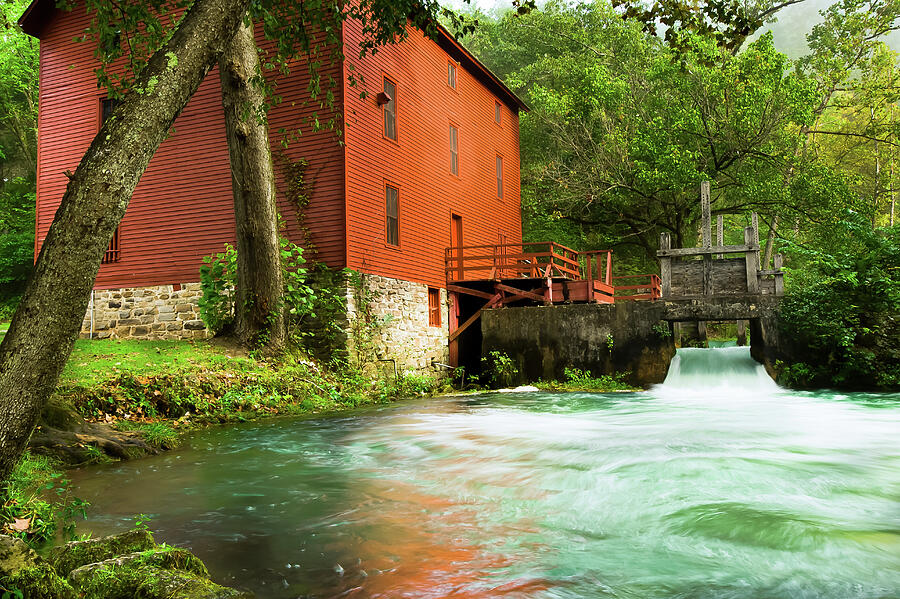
xmin=76 ymin=563 xmax=253 ymax=599
xmin=0 ymin=534 xmax=41 ymax=576
xmin=0 ymin=536 xmax=76 ymax=599
xmin=69 ymin=546 xmax=209 ymax=586
xmin=3 ymin=561 xmax=77 ymax=599
xmin=49 ymin=529 xmax=155 ymax=576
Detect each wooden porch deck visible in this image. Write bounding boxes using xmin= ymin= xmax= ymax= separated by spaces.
xmin=445 ymin=242 xmax=660 ymax=362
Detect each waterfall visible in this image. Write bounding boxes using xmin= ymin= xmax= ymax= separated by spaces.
xmin=659 ymin=346 xmax=780 ymax=395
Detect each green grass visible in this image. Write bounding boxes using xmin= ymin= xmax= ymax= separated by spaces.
xmin=61 ymin=339 xmax=254 ymax=385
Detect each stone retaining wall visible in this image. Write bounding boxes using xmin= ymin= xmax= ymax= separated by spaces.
xmin=80 ymin=274 xmax=450 ymax=372
xmin=81 ymin=284 xmax=211 ymax=341
xmin=346 ymin=273 xmax=449 ymax=373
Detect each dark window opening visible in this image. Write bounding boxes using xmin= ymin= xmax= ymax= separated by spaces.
xmin=495 ymin=101 xmax=502 ymax=124
xmin=101 ymin=97 xmax=122 ymax=263
xmin=102 ymin=227 xmax=120 ymax=264
xmin=386 ymin=185 xmax=399 ymax=246
xmin=496 ymin=155 xmax=503 ymax=199
xmin=448 ymin=61 xmax=457 ymax=89
xmin=383 ymin=78 xmax=397 ymax=141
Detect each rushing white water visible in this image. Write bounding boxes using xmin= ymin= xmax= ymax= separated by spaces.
xmin=67 ymin=347 xmax=900 ymax=598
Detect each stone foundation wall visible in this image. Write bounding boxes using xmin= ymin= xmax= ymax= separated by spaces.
xmin=81 ymin=284 xmax=212 ymax=341
xmin=345 ymin=273 xmax=449 ymax=373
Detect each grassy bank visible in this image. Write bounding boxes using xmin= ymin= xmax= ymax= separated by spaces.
xmin=53 ymin=338 xmax=445 ymax=447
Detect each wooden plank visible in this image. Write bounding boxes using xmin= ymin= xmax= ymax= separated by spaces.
xmin=446 ymin=284 xmax=496 ymax=300
xmin=448 ymin=293 xmax=501 ymax=343
xmin=774 ymin=253 xmax=784 ymax=296
xmin=657 ymin=244 xmax=758 ymax=258
xmin=701 ymin=181 xmax=711 ymax=248
xmin=716 ymin=214 xmax=723 ymax=259
xmin=703 ymin=254 xmax=712 ymax=295
xmin=660 ymin=232 xmax=672 ymax=298
xmin=494 ymin=283 xmax=545 ymax=303
xmin=751 ymin=212 xmax=760 ymax=269
xmin=744 ymin=227 xmax=759 ymax=294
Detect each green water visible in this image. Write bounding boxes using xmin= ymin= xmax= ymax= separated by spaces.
xmin=68 ymin=347 xmax=900 ymax=598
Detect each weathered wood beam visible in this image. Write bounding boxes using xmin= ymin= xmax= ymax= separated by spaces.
xmin=701 ymin=181 xmax=712 ymax=248
xmin=448 ymin=293 xmax=501 ymax=343
xmin=657 ymin=244 xmax=758 ymax=258
xmin=494 ymin=283 xmax=545 ymax=303
xmin=660 ymin=232 xmax=672 ymax=298
xmin=446 ymin=285 xmax=496 ymax=300
xmin=744 ymin=226 xmax=760 ymax=294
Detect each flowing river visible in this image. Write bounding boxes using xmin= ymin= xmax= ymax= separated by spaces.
xmin=68 ymin=347 xmax=900 ymax=598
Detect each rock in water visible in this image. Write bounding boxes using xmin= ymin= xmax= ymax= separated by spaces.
xmin=49 ymin=528 xmax=156 ymax=576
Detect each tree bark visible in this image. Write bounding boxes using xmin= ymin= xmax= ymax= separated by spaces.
xmin=0 ymin=0 xmax=251 ymax=483
xmin=218 ymin=19 xmax=286 ymax=351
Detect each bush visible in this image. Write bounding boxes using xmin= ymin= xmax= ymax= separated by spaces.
xmin=0 ymin=453 xmax=87 ymax=549
xmin=779 ymin=213 xmax=900 ymax=389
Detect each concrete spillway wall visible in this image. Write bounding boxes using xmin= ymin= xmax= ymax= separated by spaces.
xmin=481 ymin=296 xmax=786 ymax=388
xmin=481 ymin=302 xmax=677 ymax=387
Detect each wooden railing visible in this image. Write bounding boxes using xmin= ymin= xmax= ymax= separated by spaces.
xmin=613 ymin=274 xmax=661 ymax=301
xmin=445 ymin=242 xmax=587 ymax=282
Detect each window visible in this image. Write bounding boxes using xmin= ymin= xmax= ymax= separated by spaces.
xmin=385 ymin=184 xmax=399 ymax=246
xmin=101 ymin=227 xmax=120 ymax=263
xmin=448 ymin=61 xmax=457 ymax=89
xmin=383 ymin=78 xmax=397 ymax=141
xmin=428 ymin=287 xmax=441 ymax=327
xmin=496 ymin=155 xmax=503 ymax=199
xmin=449 ymin=124 xmax=458 ymax=175
xmin=101 ymin=97 xmax=122 ymax=263
xmin=101 ymin=97 xmax=119 ymax=125
xmin=495 ymin=101 xmax=502 ymax=125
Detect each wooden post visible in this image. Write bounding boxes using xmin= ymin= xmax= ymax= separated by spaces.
xmin=774 ymin=253 xmax=784 ymax=296
xmin=586 ymin=253 xmax=594 ymax=302
xmin=605 ymin=251 xmax=613 ymax=286
xmin=701 ymin=181 xmax=712 ymax=248
xmin=751 ymin=212 xmax=760 ymax=269
xmin=697 ymin=320 xmax=708 ymax=346
xmin=736 ymin=320 xmax=747 ymax=346
xmin=716 ymin=214 xmax=723 ymax=259
xmin=660 ymin=232 xmax=672 ymax=297
xmin=744 ymin=226 xmax=759 ymax=294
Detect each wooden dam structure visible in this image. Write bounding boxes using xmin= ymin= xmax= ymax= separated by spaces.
xmin=446 ymin=182 xmax=784 ymax=371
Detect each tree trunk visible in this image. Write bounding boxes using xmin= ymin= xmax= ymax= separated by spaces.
xmin=763 ymin=214 xmax=779 ymax=270
xmin=0 ymin=0 xmax=251 ymax=483
xmin=218 ymin=20 xmax=286 ymax=352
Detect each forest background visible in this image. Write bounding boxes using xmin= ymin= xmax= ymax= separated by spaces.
xmin=0 ymin=0 xmax=898 ymax=388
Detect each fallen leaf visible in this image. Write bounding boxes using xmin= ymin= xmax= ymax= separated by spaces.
xmin=6 ymin=517 xmax=31 ymax=533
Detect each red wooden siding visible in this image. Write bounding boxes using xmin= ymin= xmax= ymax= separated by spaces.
xmin=341 ymin=20 xmax=523 ymax=289
xmin=34 ymin=5 xmax=345 ymax=290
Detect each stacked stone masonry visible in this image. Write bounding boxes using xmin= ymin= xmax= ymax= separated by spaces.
xmin=81 ymin=284 xmax=212 ymax=341
xmin=346 ymin=273 xmax=449 ymax=373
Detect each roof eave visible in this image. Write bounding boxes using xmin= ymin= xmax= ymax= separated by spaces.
xmin=18 ymin=0 xmax=50 ymax=38
xmin=434 ymin=23 xmax=529 ymax=113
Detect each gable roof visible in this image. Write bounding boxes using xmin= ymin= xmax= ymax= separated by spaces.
xmin=18 ymin=0 xmax=528 ymax=112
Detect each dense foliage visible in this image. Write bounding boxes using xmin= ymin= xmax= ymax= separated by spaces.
xmin=779 ymin=215 xmax=900 ymax=388
xmin=460 ymin=0 xmax=899 ymax=273
xmin=0 ymin=0 xmax=38 ymax=316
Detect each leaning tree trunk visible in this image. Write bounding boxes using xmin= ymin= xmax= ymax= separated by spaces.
xmin=218 ymin=19 xmax=286 ymax=352
xmin=0 ymin=0 xmax=252 ymax=483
